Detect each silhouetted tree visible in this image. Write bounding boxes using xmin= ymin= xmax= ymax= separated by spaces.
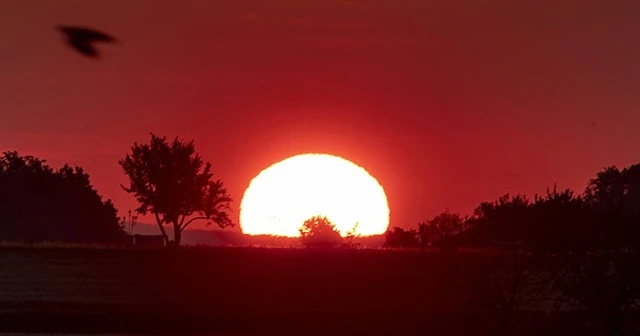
xmin=383 ymin=227 xmax=419 ymax=248
xmin=463 ymin=194 xmax=531 ymax=247
xmin=584 ymin=165 xmax=640 ymax=249
xmin=461 ymin=188 xmax=601 ymax=252
xmin=299 ymin=216 xmax=343 ymax=247
xmin=527 ymin=187 xmax=593 ymax=252
xmin=0 ymin=151 xmax=124 ymax=243
xmin=585 ymin=166 xmax=627 ymax=209
xmin=418 ymin=211 xmax=466 ymax=247
xmin=119 ymin=134 xmax=233 ymax=246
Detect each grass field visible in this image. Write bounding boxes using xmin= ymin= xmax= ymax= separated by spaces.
xmin=0 ymin=246 xmax=637 ymax=335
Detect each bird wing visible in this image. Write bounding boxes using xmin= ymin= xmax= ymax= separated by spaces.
xmin=58 ymin=26 xmax=117 ymax=43
xmin=81 ymin=28 xmax=116 ymax=43
xmin=69 ymin=40 xmax=99 ymax=58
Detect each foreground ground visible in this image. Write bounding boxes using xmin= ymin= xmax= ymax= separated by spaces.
xmin=0 ymin=246 xmax=637 ymax=335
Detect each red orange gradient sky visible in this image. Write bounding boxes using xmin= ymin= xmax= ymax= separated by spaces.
xmin=1 ymin=0 xmax=639 ymax=231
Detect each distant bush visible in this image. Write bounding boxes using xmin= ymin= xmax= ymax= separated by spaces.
xmin=383 ymin=227 xmax=419 ymax=248
xmin=299 ymin=216 xmax=343 ymax=248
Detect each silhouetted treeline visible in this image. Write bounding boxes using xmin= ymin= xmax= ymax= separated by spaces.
xmin=0 ymin=152 xmax=124 ymax=243
xmin=385 ymin=164 xmax=640 ymax=252
xmin=381 ymin=164 xmax=640 ymax=335
xmin=0 ymin=133 xmax=235 ymax=246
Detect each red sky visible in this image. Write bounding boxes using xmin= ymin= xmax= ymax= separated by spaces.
xmin=1 ymin=0 xmax=639 ymax=231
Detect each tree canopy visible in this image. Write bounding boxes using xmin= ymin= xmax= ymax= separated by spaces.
xmin=119 ymin=134 xmax=233 ymax=246
xmin=0 ymin=151 xmax=124 ymax=243
xmin=418 ymin=210 xmax=467 ymax=247
xmin=383 ymin=227 xmax=419 ymax=248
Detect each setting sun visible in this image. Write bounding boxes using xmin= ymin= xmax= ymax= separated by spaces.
xmin=240 ymin=153 xmax=390 ymax=237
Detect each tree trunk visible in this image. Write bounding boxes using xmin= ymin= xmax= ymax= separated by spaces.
xmin=173 ymin=223 xmax=182 ymax=247
xmin=156 ymin=222 xmax=169 ymax=245
xmin=154 ymin=213 xmax=170 ymax=245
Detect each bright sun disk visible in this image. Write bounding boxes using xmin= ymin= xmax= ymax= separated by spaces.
xmin=240 ymin=153 xmax=390 ymax=237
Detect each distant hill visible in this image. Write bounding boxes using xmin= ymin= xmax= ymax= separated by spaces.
xmin=128 ymin=223 xmax=244 ymax=245
xmin=129 ymin=223 xmax=385 ymax=247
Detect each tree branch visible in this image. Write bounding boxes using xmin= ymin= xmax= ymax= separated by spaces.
xmin=180 ymin=216 xmax=209 ymax=231
xmin=154 ymin=212 xmax=169 ymax=244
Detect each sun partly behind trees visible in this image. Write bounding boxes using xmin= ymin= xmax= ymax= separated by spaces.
xmin=239 ymin=153 xmax=389 ymax=237
xmin=299 ymin=215 xmax=343 ymax=247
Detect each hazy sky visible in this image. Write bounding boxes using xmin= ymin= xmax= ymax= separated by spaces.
xmin=2 ymin=0 xmax=639 ymax=230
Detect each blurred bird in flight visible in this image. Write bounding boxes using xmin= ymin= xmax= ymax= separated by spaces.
xmin=56 ymin=25 xmax=117 ymax=59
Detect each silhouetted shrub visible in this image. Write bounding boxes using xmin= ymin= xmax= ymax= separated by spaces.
xmin=418 ymin=211 xmax=467 ymax=247
xmin=299 ymin=216 xmax=342 ymax=247
xmin=383 ymin=227 xmax=419 ymax=248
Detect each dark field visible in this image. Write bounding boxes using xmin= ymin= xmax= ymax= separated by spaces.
xmin=0 ymin=247 xmax=637 ymax=335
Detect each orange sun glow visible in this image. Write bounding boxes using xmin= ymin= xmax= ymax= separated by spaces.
xmin=240 ymin=153 xmax=390 ymax=237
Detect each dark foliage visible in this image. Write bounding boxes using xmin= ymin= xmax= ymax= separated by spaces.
xmin=463 ymin=193 xmax=531 ymax=247
xmin=119 ymin=134 xmax=233 ymax=246
xmin=457 ymin=166 xmax=640 ymax=251
xmin=584 ymin=165 xmax=640 ymax=249
xmin=0 ymin=151 xmax=124 ymax=243
xmin=418 ymin=211 xmax=467 ymax=247
xmin=299 ymin=216 xmax=343 ymax=247
xmin=383 ymin=163 xmax=640 ymax=334
xmin=383 ymin=227 xmax=419 ymax=248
